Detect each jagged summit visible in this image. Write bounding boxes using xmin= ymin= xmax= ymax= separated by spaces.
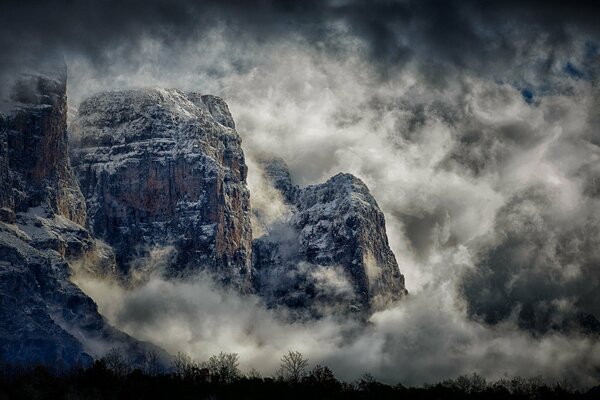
xmin=253 ymin=157 xmax=407 ymax=317
xmin=0 ymin=64 xmax=85 ymax=224
xmin=72 ymin=88 xmax=236 ymax=146
xmin=0 ymin=56 xmax=68 ymax=115
xmin=295 ymin=172 xmax=379 ymax=217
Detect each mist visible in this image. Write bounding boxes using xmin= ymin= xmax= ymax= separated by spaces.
xmin=3 ymin=0 xmax=599 ymax=388
xmin=71 ymin=252 xmax=600 ymax=387
xmin=62 ymin=29 xmax=600 ymax=387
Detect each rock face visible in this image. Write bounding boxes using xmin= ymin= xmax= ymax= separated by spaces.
xmin=70 ymin=89 xmax=253 ymax=290
xmin=0 ymin=68 xmax=86 ymax=225
xmin=253 ymin=158 xmax=407 ymax=317
xmin=69 ymin=88 xmax=405 ymax=312
xmin=0 ymin=67 xmax=163 ymax=367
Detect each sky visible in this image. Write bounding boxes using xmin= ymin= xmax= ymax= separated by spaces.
xmin=3 ymin=0 xmax=600 ymax=387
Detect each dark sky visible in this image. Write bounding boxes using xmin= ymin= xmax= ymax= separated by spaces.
xmin=2 ymin=0 xmax=600 ymax=77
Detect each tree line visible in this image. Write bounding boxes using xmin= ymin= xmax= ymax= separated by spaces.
xmin=0 ymin=349 xmax=598 ymax=399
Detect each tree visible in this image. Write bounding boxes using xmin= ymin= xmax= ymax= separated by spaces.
xmin=278 ymin=350 xmax=309 ymax=383
xmin=101 ymin=348 xmax=131 ymax=376
xmin=304 ymin=365 xmax=339 ymax=389
xmin=246 ymin=367 xmax=262 ymax=380
xmin=171 ymin=352 xmax=194 ymax=379
xmin=357 ymin=372 xmax=376 ymax=391
xmin=143 ymin=349 xmax=161 ymax=376
xmin=204 ymin=352 xmax=240 ymax=384
xmin=454 ymin=373 xmax=487 ymax=393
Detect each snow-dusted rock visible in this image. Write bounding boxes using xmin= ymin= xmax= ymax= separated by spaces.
xmin=0 ymin=64 xmax=86 ymax=224
xmin=0 ymin=69 xmax=165 ymax=367
xmin=253 ymin=158 xmax=407 ymax=317
xmin=70 ymin=88 xmax=253 ymax=290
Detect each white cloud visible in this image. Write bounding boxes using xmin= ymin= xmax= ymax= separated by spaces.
xmin=64 ymin=28 xmax=600 ymax=386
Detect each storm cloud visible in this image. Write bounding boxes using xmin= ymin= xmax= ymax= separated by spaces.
xmin=4 ymin=0 xmax=600 ymax=387
xmin=3 ymin=0 xmax=600 ymax=78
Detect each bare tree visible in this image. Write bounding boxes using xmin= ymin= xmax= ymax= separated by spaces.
xmin=278 ymin=350 xmax=309 ymax=383
xmin=143 ymin=349 xmax=161 ymax=376
xmin=102 ymin=348 xmax=131 ymax=376
xmin=171 ymin=352 xmax=194 ymax=379
xmin=204 ymin=352 xmax=240 ymax=384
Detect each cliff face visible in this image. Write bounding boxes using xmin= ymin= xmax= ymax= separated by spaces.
xmin=0 ymin=68 xmax=163 ymax=367
xmin=67 ymin=87 xmax=406 ymax=314
xmin=70 ymin=89 xmax=253 ymax=290
xmin=0 ymin=68 xmax=86 ymax=225
xmin=253 ymin=158 xmax=407 ymax=317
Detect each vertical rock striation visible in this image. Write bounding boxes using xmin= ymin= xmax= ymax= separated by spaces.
xmin=0 ymin=67 xmax=86 ymax=225
xmin=70 ymin=89 xmax=253 ymax=290
xmin=0 ymin=66 xmax=164 ymax=367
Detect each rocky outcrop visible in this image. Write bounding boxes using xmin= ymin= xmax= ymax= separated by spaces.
xmin=0 ymin=67 xmax=86 ymax=225
xmin=70 ymin=89 xmax=253 ymax=290
xmin=0 ymin=67 xmax=164 ymax=367
xmin=253 ymin=158 xmax=407 ymax=317
xmin=69 ymin=88 xmax=405 ymax=313
xmin=0 ymin=221 xmax=160 ymax=367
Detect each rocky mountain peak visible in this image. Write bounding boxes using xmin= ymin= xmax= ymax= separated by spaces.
xmin=1 ymin=63 xmax=86 ymax=226
xmin=254 ymin=158 xmax=407 ymax=317
xmin=71 ymin=88 xmax=253 ymax=290
xmin=257 ymin=156 xmax=298 ymax=204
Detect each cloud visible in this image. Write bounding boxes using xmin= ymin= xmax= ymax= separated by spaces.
xmin=59 ymin=30 xmax=600 ymax=383
xmin=462 ymin=184 xmax=600 ymax=333
xmin=3 ymin=0 xmax=600 ymax=84
xmin=71 ymin=263 xmax=600 ymax=387
xmin=58 ymin=19 xmax=600 ymax=381
xmin=4 ymin=0 xmax=600 ymax=386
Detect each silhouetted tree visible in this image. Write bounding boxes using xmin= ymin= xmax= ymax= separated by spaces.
xmin=143 ymin=349 xmax=161 ymax=376
xmin=0 ymin=353 xmax=589 ymax=399
xmin=246 ymin=367 xmax=262 ymax=380
xmin=454 ymin=372 xmax=487 ymax=393
xmin=171 ymin=352 xmax=194 ymax=379
xmin=304 ymin=365 xmax=339 ymax=389
xmin=357 ymin=372 xmax=376 ymax=391
xmin=102 ymin=348 xmax=131 ymax=376
xmin=278 ymin=350 xmax=309 ymax=383
xmin=204 ymin=352 xmax=240 ymax=383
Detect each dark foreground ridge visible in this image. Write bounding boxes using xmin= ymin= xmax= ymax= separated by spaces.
xmin=0 ymin=354 xmax=597 ymax=400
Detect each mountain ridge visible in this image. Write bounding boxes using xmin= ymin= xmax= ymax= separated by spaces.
xmin=0 ymin=69 xmax=407 ymax=367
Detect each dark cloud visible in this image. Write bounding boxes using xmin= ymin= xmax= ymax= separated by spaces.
xmin=2 ymin=0 xmax=600 ymax=81
xmin=462 ymin=185 xmax=600 ymax=334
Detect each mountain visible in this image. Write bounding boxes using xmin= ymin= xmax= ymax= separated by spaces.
xmin=253 ymin=158 xmax=407 ymax=317
xmin=70 ymin=89 xmax=253 ymax=290
xmin=68 ymin=87 xmax=407 ymax=317
xmin=0 ymin=66 xmax=407 ymax=367
xmin=0 ymin=66 xmax=164 ymax=367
